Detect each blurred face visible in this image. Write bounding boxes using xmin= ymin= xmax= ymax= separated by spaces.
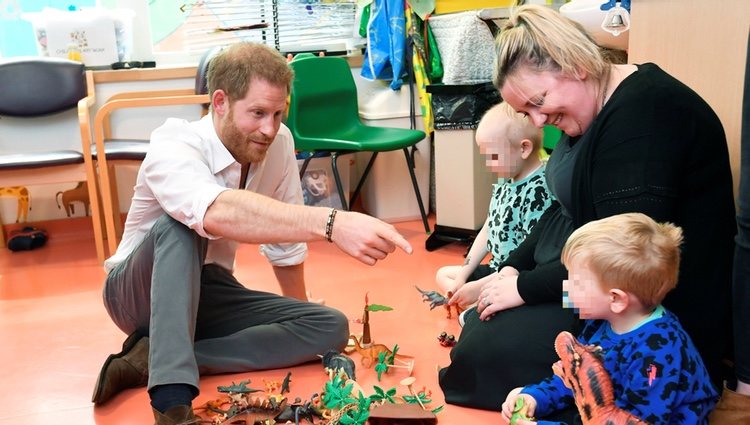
xmin=476 ymin=132 xmax=524 ymax=179
xmin=500 ymin=69 xmax=598 ymax=137
xmin=562 ymin=258 xmax=612 ymax=320
xmin=216 ymin=78 xmax=288 ymax=164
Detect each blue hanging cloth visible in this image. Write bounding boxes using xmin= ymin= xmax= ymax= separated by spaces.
xmin=361 ymin=0 xmax=406 ymax=90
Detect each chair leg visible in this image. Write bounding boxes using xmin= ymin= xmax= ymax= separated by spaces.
xmin=0 ymin=222 xmax=5 ymax=248
xmin=299 ymin=156 xmax=313 ymax=178
xmin=108 ymin=164 xmax=124 ymax=240
xmin=402 ymin=148 xmax=430 ymax=233
xmin=349 ymin=152 xmax=378 ymax=210
xmin=87 ymin=178 xmax=107 ymax=263
xmin=331 ymin=153 xmax=349 ymax=210
xmin=99 ymin=160 xmax=120 ymax=257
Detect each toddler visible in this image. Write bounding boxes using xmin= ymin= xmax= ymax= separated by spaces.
xmin=501 ymin=213 xmax=718 ymax=424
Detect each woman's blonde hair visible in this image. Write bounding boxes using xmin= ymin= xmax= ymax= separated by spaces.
xmin=207 ymin=42 xmax=294 ymax=103
xmin=493 ymin=4 xmax=609 ymax=89
xmin=561 ymin=213 xmax=683 ymax=309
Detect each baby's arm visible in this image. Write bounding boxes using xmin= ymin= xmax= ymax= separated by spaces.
xmin=437 ymin=218 xmax=490 ymax=294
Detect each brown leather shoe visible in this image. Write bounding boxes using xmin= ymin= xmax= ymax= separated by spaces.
xmin=91 ymin=333 xmax=149 ymax=404
xmin=152 ymin=405 xmax=198 ymax=425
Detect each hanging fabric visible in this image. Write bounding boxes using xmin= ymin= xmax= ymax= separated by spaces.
xmin=361 ymin=0 xmax=406 ymax=90
xmin=406 ymin=4 xmax=442 ymax=134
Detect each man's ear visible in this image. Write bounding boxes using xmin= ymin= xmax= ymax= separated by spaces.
xmin=520 ymin=139 xmax=533 ymax=159
xmin=609 ymin=288 xmax=629 ymax=314
xmin=212 ymin=90 xmax=228 ymax=116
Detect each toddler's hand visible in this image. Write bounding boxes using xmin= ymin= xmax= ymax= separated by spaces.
xmin=449 ymin=280 xmax=482 ymax=308
xmin=501 ymin=387 xmax=537 ymax=424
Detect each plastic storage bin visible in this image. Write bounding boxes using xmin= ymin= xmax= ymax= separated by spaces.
xmin=23 ymin=8 xmax=134 ymax=66
xmin=355 ymin=76 xmax=431 ymax=223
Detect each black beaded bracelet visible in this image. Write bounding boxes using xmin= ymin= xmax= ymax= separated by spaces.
xmin=325 ymin=208 xmax=337 ymax=242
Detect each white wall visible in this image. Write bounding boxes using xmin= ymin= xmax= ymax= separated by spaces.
xmin=1 ymin=68 xmax=426 ymax=224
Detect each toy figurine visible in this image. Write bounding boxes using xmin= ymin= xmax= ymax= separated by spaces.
xmin=275 ymin=396 xmax=323 ymax=424
xmin=217 ymin=380 xmax=262 ymax=394
xmin=437 ymin=332 xmax=456 ymax=347
xmin=360 ymin=292 xmax=394 ymax=346
xmin=320 ymin=349 xmax=357 ymax=380
xmin=415 ymin=286 xmax=464 ymax=319
xmin=553 ymin=331 xmax=647 ymax=425
xmin=415 ymin=286 xmax=448 ymax=310
xmin=350 ymin=334 xmax=396 ymax=368
xmin=510 ymin=397 xmax=534 ymax=424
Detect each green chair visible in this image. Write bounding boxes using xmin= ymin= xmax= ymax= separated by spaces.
xmin=543 ymin=125 xmax=562 ymax=153
xmin=287 ymin=55 xmax=430 ymax=233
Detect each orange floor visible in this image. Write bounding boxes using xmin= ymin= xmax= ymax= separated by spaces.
xmin=0 ymin=216 xmax=501 ymax=424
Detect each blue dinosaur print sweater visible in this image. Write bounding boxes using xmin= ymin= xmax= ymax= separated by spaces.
xmin=521 ymin=308 xmax=718 ymax=424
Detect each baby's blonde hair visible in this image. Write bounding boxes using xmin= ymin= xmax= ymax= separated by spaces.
xmin=476 ymin=101 xmax=542 ymax=151
xmin=561 ymin=213 xmax=683 ymax=309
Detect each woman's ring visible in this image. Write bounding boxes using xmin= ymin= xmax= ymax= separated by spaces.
xmin=483 ymin=297 xmax=489 ymax=305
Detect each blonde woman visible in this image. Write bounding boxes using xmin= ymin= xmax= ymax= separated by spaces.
xmin=438 ymin=5 xmax=735 ymax=414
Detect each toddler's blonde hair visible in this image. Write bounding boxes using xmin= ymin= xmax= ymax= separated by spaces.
xmin=477 ymin=101 xmax=542 ymax=151
xmin=561 ymin=213 xmax=683 ymax=309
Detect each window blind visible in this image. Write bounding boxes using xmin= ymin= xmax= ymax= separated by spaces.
xmin=178 ymin=0 xmax=359 ymax=55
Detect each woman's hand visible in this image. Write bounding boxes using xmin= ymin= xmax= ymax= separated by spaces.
xmin=476 ymin=274 xmax=524 ymax=321
xmin=497 ymin=265 xmax=520 ymax=279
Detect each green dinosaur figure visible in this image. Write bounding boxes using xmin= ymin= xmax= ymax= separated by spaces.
xmin=217 ymin=380 xmax=262 ymax=394
xmin=510 ymin=397 xmax=534 ymax=424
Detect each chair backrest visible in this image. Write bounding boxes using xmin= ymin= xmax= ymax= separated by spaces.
xmin=195 ymin=46 xmax=225 ymax=115
xmin=287 ymin=56 xmax=362 ymax=145
xmin=195 ymin=45 xmax=225 ymax=96
xmin=0 ymin=57 xmax=86 ymax=117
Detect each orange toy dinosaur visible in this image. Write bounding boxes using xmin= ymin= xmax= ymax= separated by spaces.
xmin=349 ymin=334 xmax=395 ymax=368
xmin=349 ymin=335 xmax=410 ymax=368
xmin=552 ymin=331 xmax=647 ymax=425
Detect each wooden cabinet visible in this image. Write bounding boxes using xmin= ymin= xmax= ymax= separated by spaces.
xmin=628 ymin=0 xmax=750 ymax=194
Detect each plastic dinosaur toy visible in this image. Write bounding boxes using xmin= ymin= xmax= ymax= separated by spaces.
xmin=280 ymin=371 xmax=292 ymax=394
xmin=349 ymin=335 xmax=413 ymax=373
xmin=553 ymin=331 xmax=647 ymax=425
xmin=320 ymin=349 xmax=357 ymax=380
xmin=216 ymin=396 xmax=287 ymax=425
xmin=510 ymin=397 xmax=534 ymax=424
xmin=415 ymin=286 xmax=448 ymax=310
xmin=415 ymin=286 xmax=463 ymax=319
xmin=194 ymin=394 xmax=287 ymax=424
xmin=350 ymin=334 xmax=395 ymax=368
xmin=217 ymin=380 xmax=262 ymax=394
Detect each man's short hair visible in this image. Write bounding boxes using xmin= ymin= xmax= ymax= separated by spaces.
xmin=207 ymin=42 xmax=294 ymax=103
xmin=561 ymin=212 xmax=683 ymax=309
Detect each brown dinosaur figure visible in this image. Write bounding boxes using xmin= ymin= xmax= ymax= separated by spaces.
xmin=349 ymin=334 xmax=394 ymax=368
xmin=553 ymin=331 xmax=647 ymax=425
